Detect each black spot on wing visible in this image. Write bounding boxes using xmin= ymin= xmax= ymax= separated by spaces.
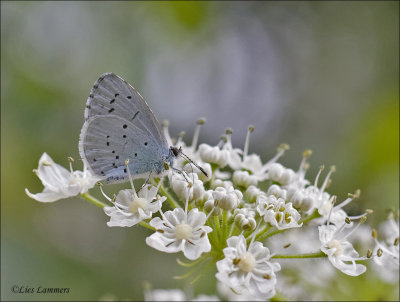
xmin=131 ymin=111 xmax=140 ymax=121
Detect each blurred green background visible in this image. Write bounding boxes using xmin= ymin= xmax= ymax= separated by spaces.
xmin=1 ymin=1 xmax=398 ymax=301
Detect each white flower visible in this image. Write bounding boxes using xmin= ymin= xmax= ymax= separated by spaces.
xmin=198 ymin=143 xmax=229 ymax=168
xmin=267 ymin=163 xmax=296 ymax=186
xmin=25 ymin=152 xmax=99 ymax=202
xmin=287 ymin=166 xmax=339 ymax=217
xmin=319 ymin=224 xmax=367 ymax=276
xmin=234 ymin=208 xmax=256 ymax=231
xmin=373 ymin=216 xmax=399 ymax=283
xmin=286 ymin=187 xmax=315 ymax=213
xmin=203 ymin=192 xmax=222 ymax=216
xmin=104 ymin=185 xmax=166 ymax=227
xmin=267 ymin=184 xmax=287 ymax=200
xmin=256 ymin=195 xmax=302 ymax=230
xmin=169 ymin=172 xmax=205 ymax=202
xmin=212 ymin=186 xmax=243 ymax=211
xmin=210 ymin=179 xmax=233 ymax=190
xmin=146 ymin=208 xmax=212 ymax=260
xmin=216 ymin=235 xmax=281 ymax=300
xmin=243 ymin=185 xmax=265 ymax=203
xmin=232 ymin=170 xmax=258 ymax=188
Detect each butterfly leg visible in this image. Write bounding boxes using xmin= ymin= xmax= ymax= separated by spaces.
xmin=172 ymin=167 xmax=191 ymax=183
xmin=137 ymin=171 xmax=153 ymax=194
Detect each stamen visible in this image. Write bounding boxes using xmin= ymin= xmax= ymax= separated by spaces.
xmin=243 ymin=125 xmax=254 ymax=158
xmin=326 ymin=196 xmax=337 ymax=225
xmin=191 ymin=118 xmax=205 ymax=151
xmin=114 ymin=205 xmax=133 ymax=216
xmin=343 ymin=219 xmax=364 ymax=240
xmin=299 ymin=149 xmax=312 ymax=172
xmin=98 ymin=182 xmax=112 ymax=202
xmin=206 ymin=207 xmax=215 ymax=220
xmin=249 ymin=219 xmax=262 ymax=247
xmin=223 ymin=128 xmax=234 ymax=151
xmin=314 ymin=165 xmax=325 ymax=187
xmin=320 ymin=166 xmax=336 ymax=193
xmin=348 ymin=211 xmax=370 ymax=220
xmin=68 ymin=156 xmax=74 ymax=173
xmin=334 ymin=221 xmax=348 ymax=236
xmin=125 ymin=159 xmax=137 ymax=198
xmin=218 ymin=135 xmax=227 ymax=148
xmin=336 ymin=190 xmax=361 ymax=209
xmin=177 ymin=131 xmax=185 ymax=147
xmin=265 ymin=143 xmax=290 ymax=167
xmin=270 ymin=243 xmax=291 ymax=258
xmin=156 ymin=176 xmax=164 ymax=191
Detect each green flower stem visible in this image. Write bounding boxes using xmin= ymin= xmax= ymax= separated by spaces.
xmin=254 ymin=224 xmax=270 ymax=242
xmin=214 ymin=215 xmax=222 ymax=246
xmin=214 ymin=215 xmax=222 ymax=244
xmin=272 ymin=251 xmax=326 ymax=259
xmin=80 ymin=192 xmax=109 ymax=208
xmin=159 ymin=183 xmax=181 ymax=209
xmin=207 ymin=216 xmax=219 ymax=247
xmin=138 ymin=221 xmax=155 ymax=231
xmin=299 ymin=209 xmax=321 ymax=224
xmin=222 ymin=210 xmax=228 ymax=239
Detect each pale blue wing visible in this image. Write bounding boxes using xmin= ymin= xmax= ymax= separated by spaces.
xmin=84 ymin=72 xmax=166 ymax=146
xmin=79 ymin=115 xmax=168 ymax=183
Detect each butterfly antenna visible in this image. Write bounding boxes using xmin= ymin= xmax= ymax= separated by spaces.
xmin=178 ymin=148 xmax=208 ymax=177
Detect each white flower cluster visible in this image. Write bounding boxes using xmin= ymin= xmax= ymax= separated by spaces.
xmin=26 ymin=121 xmax=396 ymax=301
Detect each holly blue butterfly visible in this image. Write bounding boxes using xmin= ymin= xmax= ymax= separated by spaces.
xmin=79 ymin=73 xmax=179 ymax=184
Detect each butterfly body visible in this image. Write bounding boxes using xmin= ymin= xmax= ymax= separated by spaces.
xmin=79 ymin=73 xmax=175 ymax=183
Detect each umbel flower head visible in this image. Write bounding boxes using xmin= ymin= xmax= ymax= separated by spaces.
xmin=26 ymin=120 xmax=387 ymax=301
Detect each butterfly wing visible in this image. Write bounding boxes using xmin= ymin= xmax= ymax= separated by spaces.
xmin=79 ymin=73 xmax=170 ymax=183
xmin=84 ymin=72 xmax=166 ymax=145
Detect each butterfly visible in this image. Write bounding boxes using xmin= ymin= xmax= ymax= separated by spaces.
xmin=79 ymin=73 xmax=180 ymax=184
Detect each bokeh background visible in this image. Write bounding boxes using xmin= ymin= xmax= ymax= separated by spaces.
xmin=1 ymin=1 xmax=398 ymax=301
